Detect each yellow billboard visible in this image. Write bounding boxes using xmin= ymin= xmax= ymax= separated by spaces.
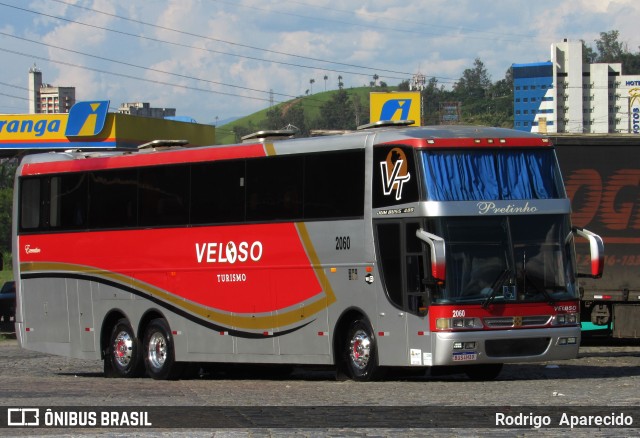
xmin=0 ymin=101 xmax=216 ymax=153
xmin=370 ymin=92 xmax=421 ymax=126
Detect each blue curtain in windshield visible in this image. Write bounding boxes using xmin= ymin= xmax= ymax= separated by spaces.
xmin=422 ymin=150 xmax=559 ymax=201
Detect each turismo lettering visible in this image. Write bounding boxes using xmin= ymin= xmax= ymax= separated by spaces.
xmin=195 ymin=241 xmax=263 ymax=264
xmin=0 ymin=119 xmax=61 ymax=137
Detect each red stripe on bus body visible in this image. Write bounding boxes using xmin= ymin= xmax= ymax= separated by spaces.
xmin=20 ymin=223 xmax=323 ymax=314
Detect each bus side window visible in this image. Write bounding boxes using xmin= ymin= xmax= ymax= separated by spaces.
xmin=20 ymin=178 xmax=42 ymax=230
xmin=50 ymin=174 xmax=88 ymax=229
xmin=376 ymin=222 xmax=403 ymax=309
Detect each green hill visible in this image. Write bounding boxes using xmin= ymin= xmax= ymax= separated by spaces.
xmin=214 ymin=86 xmax=397 ymax=145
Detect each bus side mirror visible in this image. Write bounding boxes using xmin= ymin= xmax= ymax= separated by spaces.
xmin=416 ymin=229 xmax=446 ymax=282
xmin=573 ymin=227 xmax=604 ymax=279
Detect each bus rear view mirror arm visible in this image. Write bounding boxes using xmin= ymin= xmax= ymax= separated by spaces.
xmin=416 ymin=229 xmax=446 ymax=282
xmin=573 ymin=227 xmax=604 ymax=279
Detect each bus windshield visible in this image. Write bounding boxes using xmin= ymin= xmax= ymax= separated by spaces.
xmin=421 ymin=149 xmax=563 ymax=201
xmin=430 ymin=215 xmax=577 ymax=305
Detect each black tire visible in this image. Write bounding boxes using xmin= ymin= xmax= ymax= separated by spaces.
xmin=344 ymin=319 xmax=381 ymax=381
xmin=143 ymin=318 xmax=183 ymax=380
xmin=104 ymin=318 xmax=144 ymax=378
xmin=465 ymin=363 xmax=503 ymax=381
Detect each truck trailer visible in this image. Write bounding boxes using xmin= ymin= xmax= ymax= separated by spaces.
xmin=553 ymin=135 xmax=640 ymax=339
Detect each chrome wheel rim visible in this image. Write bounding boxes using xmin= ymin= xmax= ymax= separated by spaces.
xmin=147 ymin=332 xmax=167 ymax=370
xmin=113 ymin=330 xmax=133 ymax=367
xmin=349 ymin=329 xmax=371 ymax=370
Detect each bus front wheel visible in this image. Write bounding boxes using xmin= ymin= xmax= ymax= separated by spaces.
xmin=344 ymin=319 xmax=381 ymax=381
xmin=105 ymin=318 xmax=144 ymax=378
xmin=143 ymin=318 xmax=182 ymax=380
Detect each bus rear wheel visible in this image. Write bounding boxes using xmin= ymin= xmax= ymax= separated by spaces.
xmin=143 ymin=318 xmax=183 ymax=380
xmin=344 ymin=319 xmax=381 ymax=381
xmin=105 ymin=318 xmax=144 ymax=378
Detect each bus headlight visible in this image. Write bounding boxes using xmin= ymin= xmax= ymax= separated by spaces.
xmin=436 ymin=317 xmax=483 ymax=331
xmin=552 ymin=313 xmax=579 ymax=325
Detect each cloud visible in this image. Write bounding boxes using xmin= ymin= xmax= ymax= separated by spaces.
xmin=2 ymin=0 xmax=640 ymax=121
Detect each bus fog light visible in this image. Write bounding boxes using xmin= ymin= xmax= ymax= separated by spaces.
xmin=464 ymin=342 xmax=476 ymax=349
xmin=567 ymin=337 xmax=577 ymax=344
xmin=558 ymin=337 xmax=567 ymax=345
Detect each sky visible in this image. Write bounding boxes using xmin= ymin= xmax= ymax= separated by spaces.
xmin=1 ymin=0 xmax=639 ymax=125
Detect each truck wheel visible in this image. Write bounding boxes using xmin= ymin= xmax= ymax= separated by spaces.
xmin=143 ymin=318 xmax=183 ymax=380
xmin=105 ymin=318 xmax=143 ymax=378
xmin=344 ymin=319 xmax=381 ymax=381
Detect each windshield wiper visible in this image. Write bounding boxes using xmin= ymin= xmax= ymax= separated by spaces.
xmin=482 ymin=268 xmax=511 ymax=309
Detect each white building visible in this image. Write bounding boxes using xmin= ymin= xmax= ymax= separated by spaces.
xmin=117 ymin=102 xmax=176 ymax=119
xmin=28 ymin=65 xmax=76 ymax=114
xmin=514 ymin=39 xmax=640 ymax=134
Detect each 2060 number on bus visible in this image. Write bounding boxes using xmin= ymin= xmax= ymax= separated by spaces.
xmin=336 ymin=236 xmax=351 ymax=250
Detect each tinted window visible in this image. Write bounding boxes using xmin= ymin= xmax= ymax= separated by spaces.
xmin=50 ymin=173 xmax=88 ymax=229
xmin=191 ymin=160 xmax=245 ymax=224
xmin=18 ymin=149 xmax=365 ymax=233
xmin=246 ymin=155 xmax=303 ymax=222
xmin=20 ymin=178 xmax=42 ymax=230
xmin=305 ymin=150 xmax=364 ymax=219
xmin=376 ymin=222 xmax=402 ymax=307
xmin=89 ymin=169 xmax=138 ymax=228
xmin=139 ymin=165 xmax=189 ymax=226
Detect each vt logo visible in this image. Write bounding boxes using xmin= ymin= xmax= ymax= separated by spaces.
xmin=379 ymin=99 xmax=412 ymax=120
xmin=380 ymin=148 xmax=411 ymax=200
xmin=65 ymin=100 xmax=110 ymax=137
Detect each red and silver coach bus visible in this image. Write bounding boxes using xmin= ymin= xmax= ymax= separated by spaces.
xmin=12 ymin=122 xmax=604 ymax=381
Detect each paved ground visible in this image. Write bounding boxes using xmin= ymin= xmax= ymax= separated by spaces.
xmin=0 ymin=325 xmax=639 ymax=437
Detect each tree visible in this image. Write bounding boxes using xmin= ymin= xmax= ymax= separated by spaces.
xmin=421 ymin=77 xmax=446 ymax=125
xmin=323 ymin=74 xmax=328 ymax=91
xmin=338 ymin=75 xmax=344 ymax=90
xmin=453 ymin=58 xmax=492 ymax=99
xmin=594 ymin=30 xmax=626 ymax=63
xmin=317 ymin=89 xmax=356 ymax=130
xmin=398 ymin=79 xmax=411 ymax=91
xmin=592 ymin=30 xmax=640 ymax=74
xmin=309 ymin=78 xmax=315 ymax=94
xmin=0 ymin=159 xmax=16 ymax=256
xmin=0 ymin=188 xmax=11 ymax=255
xmin=265 ymin=105 xmax=285 ymax=130
xmin=281 ymin=102 xmax=308 ymax=136
xmin=582 ymin=40 xmax=598 ymax=63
